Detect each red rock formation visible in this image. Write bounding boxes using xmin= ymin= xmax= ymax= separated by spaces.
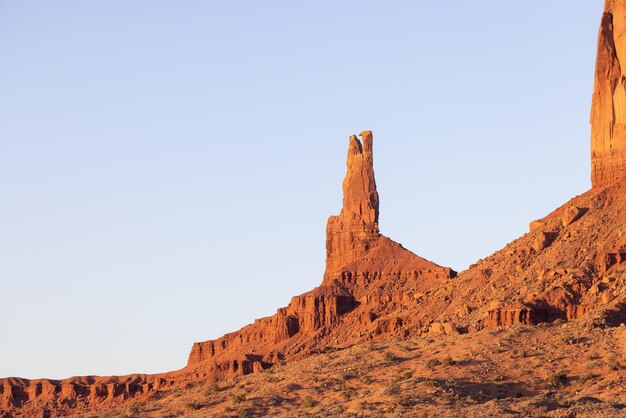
xmin=185 ymin=131 xmax=455 ymax=371
xmin=591 ymin=0 xmax=626 ymax=187
xmin=325 ymin=131 xmax=380 ymax=278
xmin=8 ymin=4 xmax=626 ymax=416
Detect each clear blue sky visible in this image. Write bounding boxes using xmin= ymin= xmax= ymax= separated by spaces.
xmin=0 ymin=1 xmax=602 ymax=379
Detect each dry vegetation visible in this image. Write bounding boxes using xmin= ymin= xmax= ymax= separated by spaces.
xmin=74 ymin=320 xmax=625 ymax=418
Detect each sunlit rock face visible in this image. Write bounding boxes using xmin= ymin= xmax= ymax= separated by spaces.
xmin=324 ymin=131 xmax=380 ymax=279
xmin=591 ymin=0 xmax=626 ymax=187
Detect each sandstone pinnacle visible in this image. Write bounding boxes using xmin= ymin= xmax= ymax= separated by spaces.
xmin=325 ymin=131 xmax=381 ymax=277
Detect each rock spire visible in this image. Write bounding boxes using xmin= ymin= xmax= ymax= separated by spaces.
xmin=325 ymin=131 xmax=381 ymax=276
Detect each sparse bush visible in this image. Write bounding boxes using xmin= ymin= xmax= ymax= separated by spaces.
xmin=561 ymin=334 xmax=575 ymax=345
xmin=265 ymin=395 xmax=283 ymax=407
xmin=426 ymin=358 xmax=441 ymax=368
xmin=362 ymin=376 xmax=373 ymax=384
xmin=384 ymin=352 xmax=397 ymax=362
xmin=384 ymin=383 xmax=400 ymax=396
xmin=442 ymin=356 xmax=456 ymax=366
xmin=342 ymin=389 xmax=356 ymax=401
xmin=394 ymin=370 xmax=413 ymax=382
xmin=285 ymin=382 xmax=301 ymax=392
xmin=397 ymin=395 xmax=414 ymax=407
xmin=445 ymin=379 xmax=460 ymax=389
xmin=232 ymin=394 xmax=247 ymax=404
xmin=185 ymin=401 xmax=203 ymax=410
xmin=204 ymin=382 xmax=220 ymax=395
xmin=302 ymin=396 xmax=318 ymax=408
xmin=128 ymin=402 xmax=146 ymax=413
xmin=237 ymin=410 xmax=251 ymax=418
xmin=546 ymin=371 xmax=568 ymax=388
xmin=423 ymin=380 xmax=439 ymax=389
xmin=512 ymin=349 xmax=526 ymax=358
xmin=611 ymin=362 xmax=622 ymax=371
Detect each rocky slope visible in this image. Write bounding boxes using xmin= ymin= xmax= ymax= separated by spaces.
xmin=3 ymin=1 xmax=626 ymax=417
xmin=67 ymin=320 xmax=626 ymax=418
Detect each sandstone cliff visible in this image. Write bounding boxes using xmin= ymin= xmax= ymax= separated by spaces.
xmin=592 ymin=0 xmax=626 ymax=187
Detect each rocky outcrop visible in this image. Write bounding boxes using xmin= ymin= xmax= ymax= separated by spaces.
xmin=185 ymin=131 xmax=455 ymax=372
xmin=591 ymin=0 xmax=626 ymax=187
xmin=487 ymin=307 xmax=533 ymax=328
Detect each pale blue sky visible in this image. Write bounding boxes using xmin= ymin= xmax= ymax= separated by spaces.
xmin=0 ymin=1 xmax=602 ymax=379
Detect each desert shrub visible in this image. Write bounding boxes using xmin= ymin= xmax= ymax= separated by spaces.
xmin=362 ymin=375 xmax=373 ymax=384
xmin=128 ymin=402 xmax=146 ymax=413
xmin=232 ymin=394 xmax=247 ymax=404
xmin=546 ymin=371 xmax=568 ymax=388
xmin=342 ymin=388 xmax=356 ymax=401
xmin=394 ymin=370 xmax=413 ymax=382
xmin=302 ymin=396 xmax=318 ymax=408
xmin=423 ymin=380 xmax=439 ymax=389
xmin=512 ymin=349 xmax=526 ymax=358
xmin=384 ymin=383 xmax=400 ymax=396
xmin=442 ymin=356 xmax=456 ymax=366
xmin=426 ymin=358 xmax=441 ymax=368
xmin=285 ymin=382 xmax=301 ymax=392
xmin=561 ymin=334 xmax=575 ymax=345
xmin=204 ymin=382 xmax=220 ymax=395
xmin=185 ymin=401 xmax=203 ymax=410
xmin=237 ymin=410 xmax=251 ymax=418
xmin=384 ymin=352 xmax=397 ymax=362
xmin=396 ymin=395 xmax=414 ymax=407
xmin=445 ymin=379 xmax=460 ymax=389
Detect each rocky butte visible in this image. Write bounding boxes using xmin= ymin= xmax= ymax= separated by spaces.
xmin=2 ymin=1 xmax=626 ymax=416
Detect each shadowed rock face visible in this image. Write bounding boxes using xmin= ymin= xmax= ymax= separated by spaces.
xmin=591 ymin=0 xmax=626 ymax=187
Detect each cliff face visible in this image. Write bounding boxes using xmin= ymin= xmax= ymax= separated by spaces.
xmin=591 ymin=0 xmax=626 ymax=187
